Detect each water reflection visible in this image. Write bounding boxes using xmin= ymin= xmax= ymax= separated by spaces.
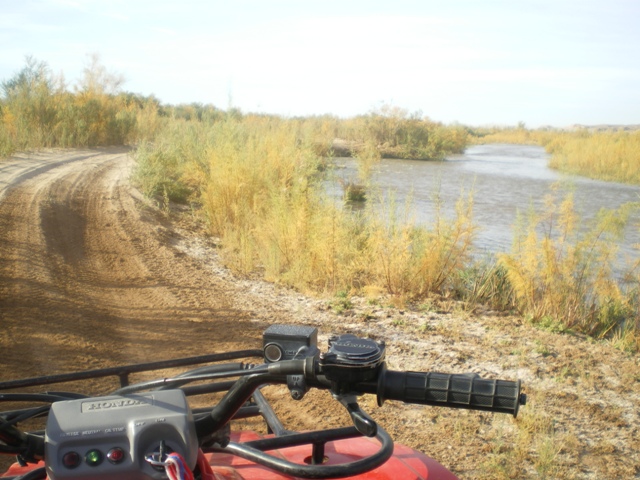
xmin=330 ymin=144 xmax=640 ymax=263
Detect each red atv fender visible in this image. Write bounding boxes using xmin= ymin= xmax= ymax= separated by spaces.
xmin=201 ymin=431 xmax=458 ymax=480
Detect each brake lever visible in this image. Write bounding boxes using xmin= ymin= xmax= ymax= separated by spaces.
xmin=335 ymin=394 xmax=377 ymax=437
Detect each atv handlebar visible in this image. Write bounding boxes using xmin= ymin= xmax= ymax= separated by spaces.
xmin=196 ymin=356 xmax=525 ymax=440
xmin=0 ymin=325 xmax=526 ymax=480
xmin=263 ymin=358 xmax=524 ymax=416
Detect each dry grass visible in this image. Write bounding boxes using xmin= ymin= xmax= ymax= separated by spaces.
xmin=0 ymin=56 xmax=155 ymax=155
xmin=364 ymin=189 xmax=476 ymax=296
xmin=546 ymin=130 xmax=640 ymax=184
xmin=470 ymin=126 xmax=556 ymax=146
xmin=497 ymin=187 xmax=640 ymax=343
xmin=133 ymin=115 xmax=477 ymax=301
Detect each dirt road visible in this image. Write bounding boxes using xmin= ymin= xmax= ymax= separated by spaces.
xmin=1 ymin=148 xmax=639 ymax=478
xmin=0 ymin=148 xmax=263 ymax=378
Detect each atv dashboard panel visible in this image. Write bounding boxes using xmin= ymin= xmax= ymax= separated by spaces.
xmin=45 ymin=389 xmax=197 ymax=480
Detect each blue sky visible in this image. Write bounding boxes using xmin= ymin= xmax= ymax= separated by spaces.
xmin=1 ymin=0 xmax=639 ymax=127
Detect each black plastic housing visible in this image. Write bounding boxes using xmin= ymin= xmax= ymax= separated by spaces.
xmin=262 ymin=325 xmax=318 ymax=363
xmin=319 ymin=334 xmax=386 ymax=392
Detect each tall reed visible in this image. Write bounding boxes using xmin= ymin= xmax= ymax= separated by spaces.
xmin=498 ymin=187 xmax=639 ymax=338
xmin=546 ymin=131 xmax=640 ymax=184
xmin=337 ymin=105 xmax=468 ymax=160
xmin=362 ymin=189 xmax=476 ymax=296
xmin=134 ymin=114 xmax=477 ymax=299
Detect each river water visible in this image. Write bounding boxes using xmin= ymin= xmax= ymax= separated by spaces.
xmin=332 ymin=144 xmax=640 ymax=263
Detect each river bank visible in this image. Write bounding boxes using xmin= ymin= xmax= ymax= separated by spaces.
xmin=168 ymin=190 xmax=640 ymax=479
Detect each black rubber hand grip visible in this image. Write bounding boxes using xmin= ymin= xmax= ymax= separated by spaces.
xmin=376 ymin=368 xmax=524 ymax=417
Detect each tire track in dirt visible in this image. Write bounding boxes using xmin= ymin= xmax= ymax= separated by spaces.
xmin=0 ymin=148 xmax=261 ymax=390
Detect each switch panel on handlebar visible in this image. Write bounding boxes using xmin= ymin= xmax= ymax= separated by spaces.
xmin=45 ymin=389 xmax=197 ymax=480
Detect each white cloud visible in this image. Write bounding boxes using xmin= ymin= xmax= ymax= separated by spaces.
xmin=42 ymin=0 xmax=88 ymax=10
xmin=100 ymin=11 xmax=130 ymax=22
xmin=0 ymin=13 xmax=62 ymax=33
xmin=150 ymin=27 xmax=177 ymax=36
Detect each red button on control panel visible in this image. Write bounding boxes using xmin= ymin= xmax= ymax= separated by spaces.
xmin=107 ymin=447 xmax=125 ymax=464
